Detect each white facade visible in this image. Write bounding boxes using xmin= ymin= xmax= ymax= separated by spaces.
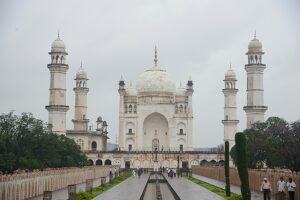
xmin=222 ymin=67 xmax=239 ymax=150
xmin=45 ymin=34 xmax=69 ymax=135
xmin=118 ymin=48 xmax=194 ymax=151
xmin=243 ymin=34 xmax=268 ymax=128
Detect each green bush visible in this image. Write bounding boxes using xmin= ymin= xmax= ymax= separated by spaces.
xmin=76 ymin=191 xmax=92 ymax=200
xmin=227 ymin=194 xmax=243 ymax=200
xmin=235 ymin=132 xmax=251 ymax=200
xmin=225 ymin=141 xmax=231 ymax=196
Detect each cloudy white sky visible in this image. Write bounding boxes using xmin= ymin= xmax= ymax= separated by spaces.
xmin=0 ymin=0 xmax=299 ymax=148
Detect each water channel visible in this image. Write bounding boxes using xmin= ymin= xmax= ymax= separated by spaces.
xmin=140 ymin=172 xmax=181 ymax=200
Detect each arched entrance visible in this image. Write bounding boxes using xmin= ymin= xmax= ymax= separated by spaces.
xmin=104 ymin=159 xmax=112 ymax=165
xmin=88 ymin=159 xmax=94 ymax=166
xmin=143 ymin=112 xmax=169 ymax=151
xmin=96 ymin=159 xmax=103 ymax=165
xmin=152 ymin=138 xmax=159 ymax=151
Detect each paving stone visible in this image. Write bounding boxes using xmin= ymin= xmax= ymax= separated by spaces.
xmin=167 ymin=176 xmax=224 ymax=200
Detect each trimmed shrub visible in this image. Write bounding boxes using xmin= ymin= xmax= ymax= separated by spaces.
xmin=76 ymin=191 xmax=92 ymax=200
xmin=227 ymin=194 xmax=243 ymax=200
xmin=225 ymin=141 xmax=231 ymax=196
xmin=235 ymin=132 xmax=251 ymax=200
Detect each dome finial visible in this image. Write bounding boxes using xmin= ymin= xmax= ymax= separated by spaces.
xmin=230 ymin=62 xmax=232 ymax=69
xmin=254 ymin=30 xmax=256 ymax=39
xmin=80 ymin=61 xmax=83 ymax=69
xmin=57 ymin=31 xmax=60 ymax=39
xmin=154 ymin=46 xmax=158 ymax=66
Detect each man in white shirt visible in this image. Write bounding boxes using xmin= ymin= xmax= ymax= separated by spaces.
xmin=277 ymin=177 xmax=286 ymax=200
xmin=286 ymin=177 xmax=296 ymax=200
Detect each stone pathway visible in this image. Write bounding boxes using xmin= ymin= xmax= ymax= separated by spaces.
xmin=167 ymin=176 xmax=224 ymax=200
xmin=192 ymin=174 xmax=264 ymax=200
xmin=94 ymin=173 xmax=148 ymax=200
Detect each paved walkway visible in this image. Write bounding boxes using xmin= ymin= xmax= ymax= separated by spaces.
xmin=167 ymin=176 xmax=224 ymax=200
xmin=94 ymin=173 xmax=148 ymax=200
xmin=192 ymin=174 xmax=264 ymax=200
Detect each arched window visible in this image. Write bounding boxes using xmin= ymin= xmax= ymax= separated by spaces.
xmin=104 ymin=159 xmax=112 ymax=165
xmin=76 ymin=139 xmax=84 ymax=150
xmin=179 ymin=105 xmax=183 ymax=112
xmin=61 ymin=56 xmax=64 ymax=64
xmin=56 ymin=55 xmax=59 ymax=63
xmin=175 ymin=105 xmax=178 ymax=113
xmin=259 ymin=56 xmax=262 ymax=64
xmin=134 ymin=105 xmax=137 ymax=113
xmin=91 ymin=141 xmax=97 ymax=151
xmin=255 ymin=55 xmax=258 ymax=63
xmin=129 ymin=105 xmax=132 ymax=113
xmin=96 ymin=159 xmax=103 ymax=165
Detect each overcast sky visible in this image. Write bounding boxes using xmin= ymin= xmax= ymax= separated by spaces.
xmin=0 ymin=0 xmax=299 ymax=148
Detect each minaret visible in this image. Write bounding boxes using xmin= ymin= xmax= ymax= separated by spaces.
xmin=186 ymin=76 xmax=194 ymax=151
xmin=118 ymin=76 xmax=125 ymax=150
xmin=45 ymin=33 xmax=69 ymax=135
xmin=243 ymin=33 xmax=268 ymax=128
xmin=72 ymin=63 xmax=89 ymax=131
xmin=222 ymin=66 xmax=239 ymax=149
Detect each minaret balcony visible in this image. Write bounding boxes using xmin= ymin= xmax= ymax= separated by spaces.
xmin=45 ymin=105 xmax=69 ymax=112
xmin=243 ymin=106 xmax=268 ymax=112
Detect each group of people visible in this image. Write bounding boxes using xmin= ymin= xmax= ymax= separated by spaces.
xmin=261 ymin=177 xmax=297 ymax=200
xmin=166 ymin=168 xmax=179 ymax=178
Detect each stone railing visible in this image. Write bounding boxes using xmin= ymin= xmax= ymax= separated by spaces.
xmin=0 ymin=166 xmax=114 ymax=200
xmin=192 ymin=166 xmax=300 ymax=199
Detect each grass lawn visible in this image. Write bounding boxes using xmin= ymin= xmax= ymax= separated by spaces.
xmin=76 ymin=172 xmax=132 ymax=200
xmin=184 ymin=175 xmax=242 ymax=200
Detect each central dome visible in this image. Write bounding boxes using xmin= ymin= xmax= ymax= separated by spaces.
xmin=136 ymin=66 xmax=176 ymax=95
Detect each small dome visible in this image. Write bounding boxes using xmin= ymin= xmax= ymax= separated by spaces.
xmin=136 ymin=66 xmax=176 ymax=95
xmin=51 ymin=35 xmax=66 ymax=53
xmin=248 ymin=38 xmax=262 ymax=53
xmin=76 ymin=66 xmax=87 ymax=79
xmin=176 ymin=88 xmax=186 ymax=96
xmin=225 ymin=69 xmax=236 ymax=80
xmin=125 ymin=82 xmax=137 ymax=96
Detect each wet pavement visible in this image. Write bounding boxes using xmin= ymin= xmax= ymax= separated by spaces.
xmin=94 ymin=173 xmax=148 ymax=200
xmin=167 ymin=175 xmax=224 ymax=200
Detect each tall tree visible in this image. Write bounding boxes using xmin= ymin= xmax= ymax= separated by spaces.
xmin=235 ymin=132 xmax=251 ymax=200
xmin=224 ymin=141 xmax=231 ymax=196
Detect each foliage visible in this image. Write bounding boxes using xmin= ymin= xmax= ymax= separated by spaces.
xmin=235 ymin=132 xmax=251 ymax=200
xmin=227 ymin=194 xmax=243 ymax=200
xmin=225 ymin=141 xmax=231 ymax=196
xmin=76 ymin=172 xmax=132 ymax=199
xmin=0 ymin=112 xmax=88 ymax=173
xmin=76 ymin=192 xmax=92 ymax=200
xmin=230 ymin=117 xmax=300 ymax=173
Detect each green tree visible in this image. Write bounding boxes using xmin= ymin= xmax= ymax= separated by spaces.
xmin=224 ymin=141 xmax=230 ymax=196
xmin=235 ymin=132 xmax=251 ymax=200
xmin=0 ymin=112 xmax=88 ymax=173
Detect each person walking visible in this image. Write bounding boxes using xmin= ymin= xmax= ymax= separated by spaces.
xmin=277 ymin=176 xmax=286 ymax=200
xmin=132 ymin=169 xmax=136 ymax=177
xmin=286 ymin=177 xmax=296 ymax=200
xmin=261 ymin=177 xmax=272 ymax=200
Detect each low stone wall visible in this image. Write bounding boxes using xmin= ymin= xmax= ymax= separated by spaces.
xmin=192 ymin=166 xmax=300 ymax=199
xmin=0 ymin=166 xmax=114 ymax=200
